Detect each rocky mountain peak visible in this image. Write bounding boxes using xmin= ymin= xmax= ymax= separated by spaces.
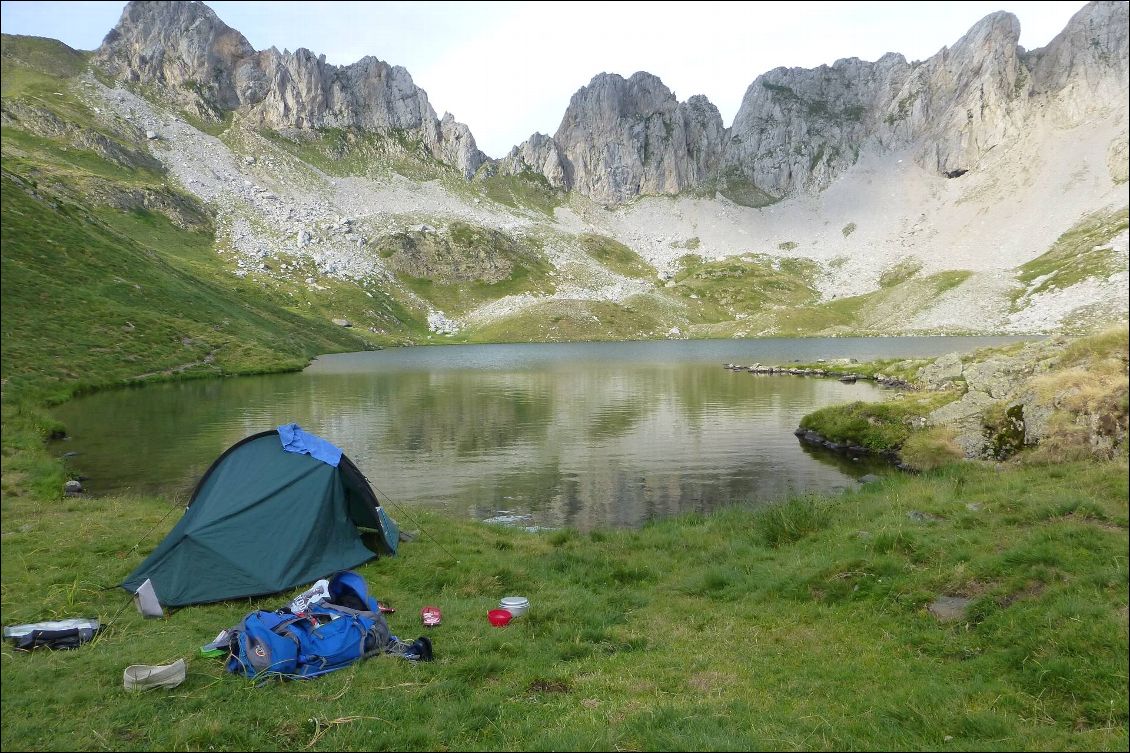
xmin=723 ymin=53 xmax=912 ymax=200
xmin=710 ymin=2 xmax=1125 ymax=205
xmin=97 ymin=0 xmax=485 ymax=177
xmin=98 ymin=0 xmax=254 ymax=111
xmin=549 ymin=71 xmax=724 ymax=204
xmin=1029 ymin=0 xmax=1129 ymax=104
xmin=895 ymin=9 xmax=1025 ymax=176
xmin=94 ymin=0 xmax=1127 ymax=204
xmin=497 ymin=132 xmax=567 ymax=188
xmin=956 ymin=10 xmax=1021 ymax=48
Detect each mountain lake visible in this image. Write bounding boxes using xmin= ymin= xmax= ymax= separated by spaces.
xmin=51 ymin=336 xmax=1033 ymax=531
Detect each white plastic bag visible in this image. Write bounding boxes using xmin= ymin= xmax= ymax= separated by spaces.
xmin=289 ymin=579 xmax=331 ymax=614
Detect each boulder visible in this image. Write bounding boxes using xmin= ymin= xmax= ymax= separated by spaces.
xmin=920 ymin=352 xmax=963 ymax=388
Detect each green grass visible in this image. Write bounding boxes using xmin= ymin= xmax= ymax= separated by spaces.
xmin=1059 ymin=326 xmax=1130 ymax=368
xmin=880 ymin=258 xmax=924 ymax=288
xmin=468 ymin=297 xmax=670 ymax=343
xmin=930 ymin=269 xmax=974 ymax=294
xmin=1 ymin=126 xmax=163 ymax=186
xmin=0 ymin=172 xmax=375 ymax=400
xmin=377 ymin=222 xmax=556 ymax=315
xmin=577 ymin=233 xmax=655 ymax=279
xmin=1 ymin=35 xmax=164 ymax=185
xmin=3 ymin=36 xmax=1127 ymax=746
xmin=179 ymin=108 xmax=234 ymax=138
xmin=1 ymin=31 xmax=437 ymax=366
xmin=1 ymin=460 xmax=1125 ymax=750
xmin=0 ymin=30 xmax=397 ymax=394
xmin=703 ymin=168 xmax=781 ymax=208
xmin=258 ymin=128 xmax=374 ymax=176
xmin=797 ymin=329 xmax=1128 ymax=470
xmin=402 ymin=272 xmax=552 ymax=318
xmin=671 ymin=254 xmax=819 ymax=314
xmin=770 ymin=270 xmax=974 ymax=336
xmin=799 ymin=395 xmax=955 ymax=451
xmin=900 ymin=425 xmax=964 ymax=470
xmin=480 ymin=171 xmax=562 ymax=217
xmin=1 ymin=35 xmax=131 ymax=142
xmin=772 ymin=292 xmax=874 ymax=335
xmin=1016 ymin=207 xmax=1129 ymax=301
xmin=782 ymin=356 xmax=933 ymax=383
xmin=0 ymin=34 xmax=87 ymax=97
xmin=257 ymin=127 xmax=449 ymax=182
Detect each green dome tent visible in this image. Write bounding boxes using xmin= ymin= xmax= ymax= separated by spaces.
xmin=121 ymin=425 xmax=399 ymax=607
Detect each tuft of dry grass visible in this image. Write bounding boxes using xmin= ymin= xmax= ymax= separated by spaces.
xmin=1058 ymin=323 xmax=1129 ymax=369
xmin=899 ymin=425 xmax=964 ymax=470
xmin=1026 ymin=325 xmax=1129 ymax=463
xmin=1026 ymin=413 xmax=1105 ymax=464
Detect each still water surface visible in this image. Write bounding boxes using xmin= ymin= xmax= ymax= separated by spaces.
xmin=52 ymin=337 xmax=1030 ymax=530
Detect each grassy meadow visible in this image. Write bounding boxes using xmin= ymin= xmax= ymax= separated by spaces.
xmin=1 ymin=30 xmax=1128 ymax=753
xmin=1 ymin=460 xmax=1127 ymax=751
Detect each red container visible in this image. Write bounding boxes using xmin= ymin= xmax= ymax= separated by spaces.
xmin=488 ymin=609 xmax=513 ymax=627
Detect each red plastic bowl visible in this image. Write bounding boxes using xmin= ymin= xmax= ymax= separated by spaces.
xmin=488 ymin=609 xmax=513 ymax=627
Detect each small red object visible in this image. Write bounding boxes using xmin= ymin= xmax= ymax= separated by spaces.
xmin=487 ymin=609 xmax=512 ymax=627
xmin=421 ymin=605 xmax=442 ymax=627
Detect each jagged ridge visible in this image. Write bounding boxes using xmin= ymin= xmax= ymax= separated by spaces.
xmin=97 ymin=0 xmax=486 ymax=178
xmin=498 ymin=1 xmax=1128 ymax=204
xmin=96 ymin=1 xmax=1127 ymax=205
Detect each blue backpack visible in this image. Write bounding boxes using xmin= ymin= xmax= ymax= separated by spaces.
xmin=225 ymin=571 xmax=391 ymax=680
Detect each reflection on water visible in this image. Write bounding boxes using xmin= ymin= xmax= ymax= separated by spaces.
xmin=51 ymin=336 xmax=1031 ymax=530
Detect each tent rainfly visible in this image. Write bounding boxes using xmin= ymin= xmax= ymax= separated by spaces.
xmin=121 ymin=424 xmax=399 ymax=607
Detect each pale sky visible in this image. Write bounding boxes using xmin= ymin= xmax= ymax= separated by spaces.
xmin=1 ymin=0 xmax=1091 ymax=157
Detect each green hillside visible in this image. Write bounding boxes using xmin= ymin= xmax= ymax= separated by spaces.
xmin=0 ymin=172 xmax=372 ymax=396
xmin=0 ymin=35 xmax=431 ymax=401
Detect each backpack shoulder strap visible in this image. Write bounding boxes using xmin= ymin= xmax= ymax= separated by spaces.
xmin=320 ymin=602 xmax=377 ymax=619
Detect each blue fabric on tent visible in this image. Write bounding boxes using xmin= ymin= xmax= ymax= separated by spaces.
xmin=277 ymin=423 xmax=343 ymax=467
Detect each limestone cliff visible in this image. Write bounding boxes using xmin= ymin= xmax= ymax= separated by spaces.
xmin=1029 ymin=0 xmax=1130 ymax=107
xmin=723 ymin=52 xmax=911 ymax=200
xmin=524 ymin=1 xmax=1128 ymax=203
xmin=94 ymin=0 xmax=1127 ymax=202
xmin=892 ymin=11 xmax=1027 ymax=178
xmin=497 ymin=132 xmax=568 ymax=188
xmin=97 ymin=0 xmax=485 ymax=177
xmin=514 ymin=72 xmax=724 ymax=205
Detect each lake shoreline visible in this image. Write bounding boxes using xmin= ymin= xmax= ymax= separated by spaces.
xmin=49 ymin=337 xmax=1025 ymax=529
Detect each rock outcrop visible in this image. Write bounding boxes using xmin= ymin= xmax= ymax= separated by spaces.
xmin=97 ymin=0 xmax=486 ymax=177
xmin=895 ymin=11 xmax=1027 ymax=178
xmin=1028 ymin=0 xmax=1130 ymax=110
xmin=723 ymin=52 xmax=912 ymax=200
xmin=532 ymin=72 xmax=725 ymax=205
xmin=922 ymin=334 xmax=1129 ymax=461
xmin=497 ymin=132 xmax=567 ymax=189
